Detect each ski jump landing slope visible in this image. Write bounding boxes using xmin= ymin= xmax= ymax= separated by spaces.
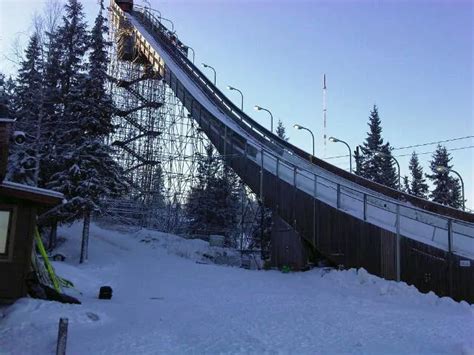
xmin=110 ymin=2 xmax=474 ymax=303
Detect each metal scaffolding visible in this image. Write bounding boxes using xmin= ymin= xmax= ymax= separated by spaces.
xmin=105 ymin=16 xmax=207 ymax=231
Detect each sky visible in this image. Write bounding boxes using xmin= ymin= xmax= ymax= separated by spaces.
xmin=0 ymin=0 xmax=473 ymax=208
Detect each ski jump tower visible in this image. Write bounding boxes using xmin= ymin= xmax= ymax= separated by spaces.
xmin=108 ymin=0 xmax=474 ymax=303
xmin=107 ymin=0 xmax=208 ymax=230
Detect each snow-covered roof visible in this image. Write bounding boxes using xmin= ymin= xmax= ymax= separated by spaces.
xmin=0 ymin=118 xmax=15 ymax=123
xmin=0 ymin=180 xmax=64 ymax=205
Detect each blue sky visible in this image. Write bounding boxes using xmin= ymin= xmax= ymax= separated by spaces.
xmin=0 ymin=0 xmax=472 ymax=207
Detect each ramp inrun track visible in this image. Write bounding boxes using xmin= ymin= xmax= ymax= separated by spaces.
xmin=110 ymin=1 xmax=474 ymax=303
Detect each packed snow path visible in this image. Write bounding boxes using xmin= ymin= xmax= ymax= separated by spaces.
xmin=1 ymin=224 xmax=473 ymax=354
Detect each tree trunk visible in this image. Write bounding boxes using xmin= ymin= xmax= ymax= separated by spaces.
xmin=48 ymin=222 xmax=57 ymax=250
xmin=80 ymin=211 xmax=91 ymax=264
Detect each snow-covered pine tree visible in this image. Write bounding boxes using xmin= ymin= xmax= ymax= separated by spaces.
xmin=7 ymin=33 xmax=44 ymax=186
xmin=408 ymin=151 xmax=428 ymax=198
xmin=276 ymin=119 xmax=289 ymax=141
xmin=149 ymin=163 xmax=167 ymax=229
xmin=40 ymin=29 xmax=63 ymax=188
xmin=0 ymin=73 xmax=12 ymax=118
xmin=40 ymin=0 xmax=90 ymax=242
xmin=426 ymin=145 xmax=463 ymax=208
xmin=57 ymin=0 xmax=89 ymax=103
xmin=186 ymin=144 xmax=220 ymax=235
xmin=47 ymin=0 xmax=127 ymax=263
xmin=185 ymin=144 xmax=239 ymax=240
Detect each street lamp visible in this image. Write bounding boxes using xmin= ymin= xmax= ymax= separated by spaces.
xmin=329 ymin=136 xmax=352 ymax=173
xmin=375 ymin=151 xmax=400 ymax=189
xmin=435 ymin=166 xmax=465 ymax=211
xmin=227 ymin=85 xmax=244 ymax=111
xmin=293 ymin=124 xmax=315 ymax=156
xmin=201 ymin=63 xmax=216 ymax=85
xmin=254 ymin=105 xmax=274 ymax=133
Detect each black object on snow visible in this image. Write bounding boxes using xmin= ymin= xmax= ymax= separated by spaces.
xmin=98 ymin=286 xmax=113 ymax=300
xmin=26 ymin=272 xmax=81 ymax=304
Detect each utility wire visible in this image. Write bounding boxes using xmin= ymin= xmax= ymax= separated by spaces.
xmin=394 ymin=145 xmax=474 ymax=158
xmin=325 ymin=145 xmax=474 ymax=160
xmin=325 ymin=135 xmax=473 ymax=160
xmin=392 ymin=135 xmax=474 ymax=151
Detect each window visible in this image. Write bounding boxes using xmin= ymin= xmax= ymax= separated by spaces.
xmin=0 ymin=210 xmax=12 ymax=255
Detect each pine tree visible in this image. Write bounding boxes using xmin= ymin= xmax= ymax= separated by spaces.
xmin=353 ymin=146 xmax=364 ymax=176
xmin=408 ymin=151 xmax=428 ymax=198
xmin=41 ymin=29 xmax=64 ymax=187
xmin=7 ymin=34 xmax=45 ymax=186
xmin=42 ymin=0 xmax=90 ymax=229
xmin=47 ymin=1 xmax=127 ymax=262
xmin=378 ymin=143 xmax=398 ymax=188
xmin=426 ymin=145 xmax=463 ymax=208
xmin=358 ymin=105 xmax=397 ymax=188
xmin=402 ymin=176 xmax=410 ymax=194
xmin=148 ymin=163 xmax=167 ymax=229
xmin=186 ymin=145 xmax=239 ymax=239
xmin=276 ymin=120 xmax=289 ymax=141
xmin=0 ymin=73 xmax=12 ymax=118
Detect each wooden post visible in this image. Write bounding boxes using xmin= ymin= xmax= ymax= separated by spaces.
xmin=56 ymin=318 xmax=68 ymax=355
xmin=447 ymin=219 xmax=453 ymax=296
xmin=363 ymin=193 xmax=367 ymax=221
xmin=314 ymin=174 xmax=318 ymax=247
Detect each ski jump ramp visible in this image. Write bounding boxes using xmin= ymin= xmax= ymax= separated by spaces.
xmin=110 ymin=1 xmax=474 ymax=303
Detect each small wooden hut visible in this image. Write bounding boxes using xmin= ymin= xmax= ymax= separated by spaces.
xmin=0 ymin=119 xmax=63 ymax=303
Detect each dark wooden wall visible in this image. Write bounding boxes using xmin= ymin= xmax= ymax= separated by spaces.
xmin=0 ymin=198 xmax=36 ymax=302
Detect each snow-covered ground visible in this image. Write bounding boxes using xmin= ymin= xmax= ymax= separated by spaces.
xmin=1 ymin=223 xmax=473 ymax=355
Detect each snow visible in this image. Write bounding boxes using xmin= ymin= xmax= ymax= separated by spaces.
xmin=125 ymin=9 xmax=474 ymax=259
xmin=1 ymin=223 xmax=473 ymax=354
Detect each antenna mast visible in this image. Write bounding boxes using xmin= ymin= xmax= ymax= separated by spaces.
xmin=323 ymin=74 xmax=327 ymax=157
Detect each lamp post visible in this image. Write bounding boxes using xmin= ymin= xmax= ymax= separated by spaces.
xmin=201 ymin=63 xmax=216 ymax=85
xmin=227 ymin=85 xmax=244 ymax=111
xmin=254 ymin=105 xmax=274 ymax=133
xmin=329 ymin=136 xmax=352 ymax=173
xmin=435 ymin=166 xmax=465 ymax=211
xmin=293 ymin=124 xmax=315 ymax=156
xmin=375 ymin=151 xmax=401 ymax=189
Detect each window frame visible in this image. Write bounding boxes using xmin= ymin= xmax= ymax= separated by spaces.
xmin=0 ymin=205 xmax=16 ymax=261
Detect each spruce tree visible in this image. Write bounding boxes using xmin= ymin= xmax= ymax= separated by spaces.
xmin=276 ymin=120 xmax=289 ymax=141
xmin=353 ymin=146 xmax=364 ymax=176
xmin=358 ymin=105 xmax=397 ymax=188
xmin=402 ymin=176 xmax=411 ymax=194
xmin=43 ymin=0 xmax=90 ymax=228
xmin=186 ymin=145 xmax=239 ymax=239
xmin=7 ymin=34 xmax=44 ymax=186
xmin=378 ymin=143 xmax=398 ymax=188
xmin=47 ymin=1 xmax=127 ymax=262
xmin=408 ymin=151 xmax=429 ymax=198
xmin=426 ymin=145 xmax=463 ymax=208
xmin=41 ymin=29 xmax=64 ymax=188
xmin=0 ymin=74 xmax=12 ymax=118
